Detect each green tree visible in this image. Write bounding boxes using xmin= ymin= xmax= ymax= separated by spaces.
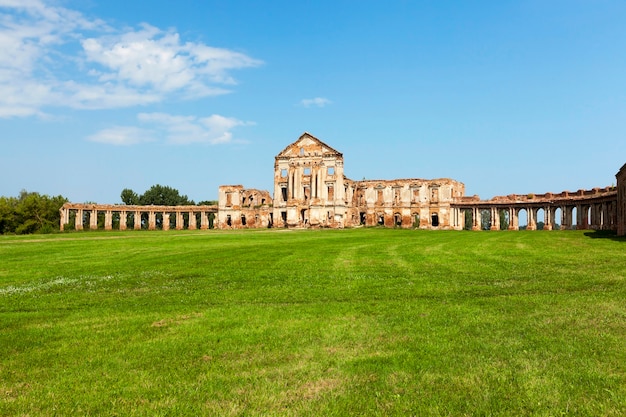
xmin=138 ymin=184 xmax=194 ymax=206
xmin=0 ymin=196 xmax=18 ymax=233
xmin=120 ymin=188 xmax=140 ymax=205
xmin=0 ymin=191 xmax=68 ymax=234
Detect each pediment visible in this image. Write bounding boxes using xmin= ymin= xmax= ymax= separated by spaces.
xmin=276 ymin=132 xmax=343 ymax=158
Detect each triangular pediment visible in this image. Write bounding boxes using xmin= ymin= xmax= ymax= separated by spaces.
xmin=276 ymin=132 xmax=343 ymax=158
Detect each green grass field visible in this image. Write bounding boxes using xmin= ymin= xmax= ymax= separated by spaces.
xmin=1 ymin=228 xmax=625 ymax=416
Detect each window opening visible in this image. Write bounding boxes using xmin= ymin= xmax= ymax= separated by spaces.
xmin=327 ymin=185 xmax=334 ymax=200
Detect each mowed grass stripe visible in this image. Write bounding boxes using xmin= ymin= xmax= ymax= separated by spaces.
xmin=1 ymin=228 xmax=625 ymax=416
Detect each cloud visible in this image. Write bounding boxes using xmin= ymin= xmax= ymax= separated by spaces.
xmin=87 ymin=112 xmax=252 ymax=146
xmin=86 ymin=126 xmax=155 ymax=146
xmin=0 ymin=1 xmax=262 ymax=118
xmin=138 ymin=112 xmax=252 ymax=144
xmin=300 ymin=97 xmax=332 ymax=108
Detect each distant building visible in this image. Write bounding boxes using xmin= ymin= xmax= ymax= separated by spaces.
xmin=218 ymin=132 xmax=464 ymax=229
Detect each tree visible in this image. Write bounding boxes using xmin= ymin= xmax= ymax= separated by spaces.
xmin=0 ymin=191 xmax=67 ymax=234
xmin=120 ymin=185 xmax=194 ymax=206
xmin=120 ymin=188 xmax=139 ymax=205
xmin=139 ymin=184 xmax=194 ymax=206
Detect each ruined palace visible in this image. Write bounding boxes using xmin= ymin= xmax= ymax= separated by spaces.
xmin=60 ymin=132 xmax=626 ymax=235
xmin=217 ymin=133 xmax=464 ymax=229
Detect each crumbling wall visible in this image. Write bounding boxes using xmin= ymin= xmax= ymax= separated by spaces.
xmin=218 ymin=185 xmax=273 ymax=229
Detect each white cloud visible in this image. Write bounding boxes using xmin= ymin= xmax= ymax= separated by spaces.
xmin=0 ymin=1 xmax=262 ymax=118
xmin=138 ymin=112 xmax=251 ymax=145
xmin=300 ymin=97 xmax=332 ymax=108
xmin=86 ymin=126 xmax=155 ymax=146
xmin=87 ymin=112 xmax=252 ymax=146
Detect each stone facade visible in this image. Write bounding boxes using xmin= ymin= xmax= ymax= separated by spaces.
xmin=617 ymin=163 xmax=626 ymax=236
xmin=218 ymin=132 xmax=465 ymax=229
xmin=61 ymin=132 xmax=625 ymax=234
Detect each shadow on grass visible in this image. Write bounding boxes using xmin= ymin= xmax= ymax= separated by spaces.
xmin=583 ymin=230 xmax=626 ymax=241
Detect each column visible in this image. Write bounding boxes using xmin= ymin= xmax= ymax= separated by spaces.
xmin=90 ymin=209 xmax=98 ymax=230
xmin=576 ymin=204 xmax=584 ymax=229
xmin=176 ymin=211 xmax=184 ymax=230
xmin=527 ymin=208 xmax=536 ymax=230
xmin=544 ymin=207 xmax=552 ymax=231
xmin=189 ymin=211 xmax=197 ymax=230
xmin=104 ymin=210 xmax=113 ymax=230
xmin=76 ymin=209 xmax=84 ymax=230
xmin=562 ymin=206 xmax=571 ymax=230
xmin=200 ymin=212 xmax=208 ymax=230
xmin=490 ymin=207 xmax=500 ymax=230
xmin=148 ymin=211 xmax=156 ymax=230
xmin=134 ymin=211 xmax=142 ymax=230
xmin=508 ymin=207 xmax=516 ymax=230
xmin=120 ymin=211 xmax=127 ymax=231
xmin=162 ymin=212 xmax=170 ymax=231
xmin=59 ymin=207 xmax=69 ymax=231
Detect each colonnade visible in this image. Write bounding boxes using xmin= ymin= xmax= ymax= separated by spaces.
xmin=59 ymin=203 xmax=217 ymax=231
xmin=451 ymin=193 xmax=617 ymax=231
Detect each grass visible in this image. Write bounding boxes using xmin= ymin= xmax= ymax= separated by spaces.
xmin=1 ymin=228 xmax=625 ymax=416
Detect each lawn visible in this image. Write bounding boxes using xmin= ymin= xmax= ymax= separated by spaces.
xmin=1 ymin=228 xmax=625 ymax=416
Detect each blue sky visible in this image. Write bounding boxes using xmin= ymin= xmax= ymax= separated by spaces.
xmin=1 ymin=0 xmax=625 ymax=203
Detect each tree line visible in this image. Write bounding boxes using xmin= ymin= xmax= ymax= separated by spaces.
xmin=0 ymin=191 xmax=68 ymax=234
xmin=0 ymin=185 xmax=216 ymax=235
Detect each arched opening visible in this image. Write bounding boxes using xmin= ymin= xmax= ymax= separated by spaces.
xmin=518 ymin=208 xmax=528 ymax=230
xmin=378 ymin=214 xmax=384 ymax=226
xmin=413 ymin=213 xmax=420 ymax=228
xmin=499 ymin=209 xmax=510 ymax=230
xmin=571 ymin=206 xmax=577 ymax=230
xmin=464 ymin=209 xmax=473 ymax=230
xmin=300 ymin=209 xmax=308 ymax=225
xmin=226 ymin=215 xmax=232 ymax=227
xmin=536 ymin=208 xmax=545 ymax=230
xmin=360 ymin=212 xmax=366 ymax=225
xmin=394 ymin=213 xmax=402 ymax=227
xmin=431 ymin=213 xmax=439 ymax=227
xmin=480 ymin=209 xmax=491 ymax=230
xmin=241 ymin=215 xmax=246 ymax=226
xmin=554 ymin=207 xmax=562 ymax=230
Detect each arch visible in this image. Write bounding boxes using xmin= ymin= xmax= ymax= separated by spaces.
xmin=480 ymin=209 xmax=491 ymax=230
xmin=412 ymin=212 xmax=420 ymax=228
xmin=554 ymin=207 xmax=562 ymax=230
xmin=536 ymin=208 xmax=545 ymax=230
xmin=498 ymin=209 xmax=510 ymax=230
xmin=464 ymin=209 xmax=473 ymax=230
xmin=431 ymin=212 xmax=439 ymax=227
xmin=518 ymin=208 xmax=528 ymax=230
